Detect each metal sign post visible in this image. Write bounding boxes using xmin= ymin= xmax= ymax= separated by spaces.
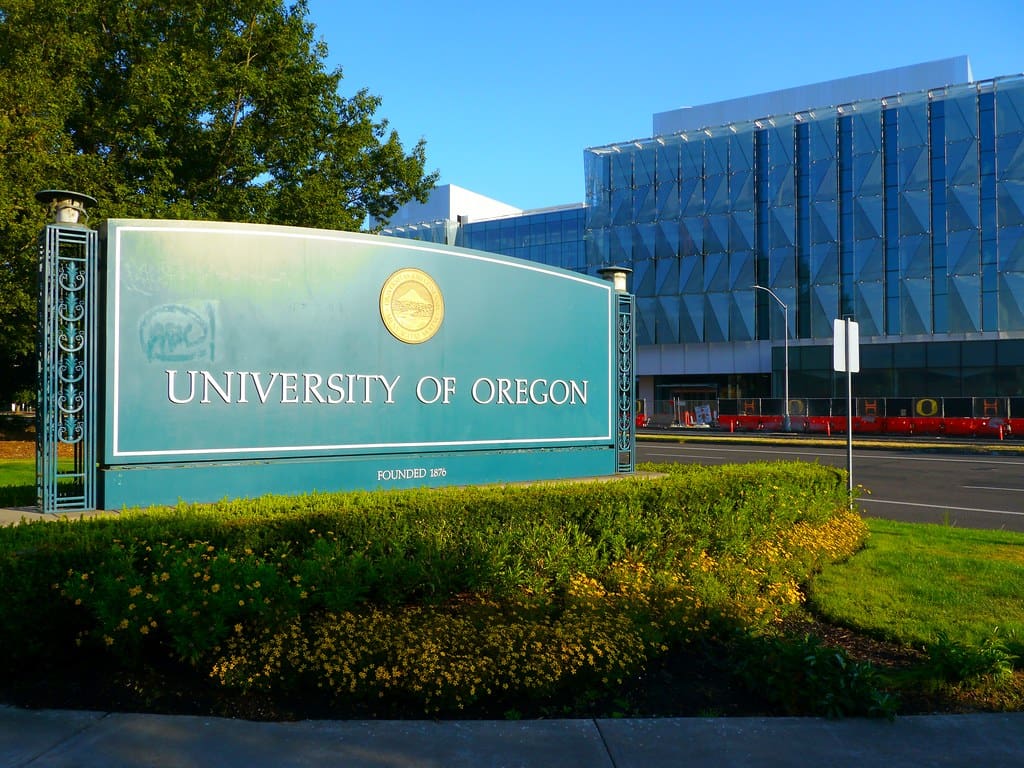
xmin=36 ymin=190 xmax=98 ymax=513
xmin=833 ymin=318 xmax=859 ymax=507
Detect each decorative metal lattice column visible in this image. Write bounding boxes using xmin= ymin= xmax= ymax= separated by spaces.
xmin=36 ymin=190 xmax=98 ymax=513
xmin=599 ymin=267 xmax=635 ymax=474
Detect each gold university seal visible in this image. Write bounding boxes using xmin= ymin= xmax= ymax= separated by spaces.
xmin=379 ymin=268 xmax=444 ymax=344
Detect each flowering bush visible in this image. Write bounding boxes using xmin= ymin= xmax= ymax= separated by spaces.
xmin=1 ymin=462 xmax=867 ymax=714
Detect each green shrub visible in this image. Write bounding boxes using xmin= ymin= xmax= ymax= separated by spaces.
xmin=922 ymin=631 xmax=1017 ymax=688
xmin=0 ymin=462 xmax=862 ymax=713
xmin=734 ymin=632 xmax=897 ymax=719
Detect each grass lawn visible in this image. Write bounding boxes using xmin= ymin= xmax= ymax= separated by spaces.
xmin=0 ymin=459 xmax=34 ymax=487
xmin=809 ymin=517 xmax=1024 ymax=654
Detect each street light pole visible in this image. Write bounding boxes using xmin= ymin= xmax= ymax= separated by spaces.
xmin=752 ymin=284 xmax=790 ymax=432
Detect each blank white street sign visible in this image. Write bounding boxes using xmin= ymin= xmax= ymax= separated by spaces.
xmin=833 ymin=319 xmax=860 ymax=373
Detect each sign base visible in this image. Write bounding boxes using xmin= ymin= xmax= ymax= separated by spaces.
xmin=99 ymin=447 xmax=619 ymax=508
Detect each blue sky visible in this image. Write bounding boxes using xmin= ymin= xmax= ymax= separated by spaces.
xmin=305 ymin=0 xmax=1023 ymax=213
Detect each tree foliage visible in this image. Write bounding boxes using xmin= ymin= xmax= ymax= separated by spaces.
xmin=0 ymin=0 xmax=438 ymax=401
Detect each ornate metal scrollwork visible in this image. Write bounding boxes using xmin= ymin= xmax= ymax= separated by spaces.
xmin=615 ymin=293 xmax=635 ymax=473
xmin=37 ymin=214 xmax=97 ymax=512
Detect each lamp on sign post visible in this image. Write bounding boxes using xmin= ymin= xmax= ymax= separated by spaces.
xmin=753 ymin=284 xmax=790 ymax=432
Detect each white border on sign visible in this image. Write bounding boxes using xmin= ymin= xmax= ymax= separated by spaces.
xmin=111 ymin=223 xmax=615 ymax=459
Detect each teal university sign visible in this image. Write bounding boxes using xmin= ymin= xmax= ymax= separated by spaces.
xmin=37 ymin=209 xmax=635 ymax=511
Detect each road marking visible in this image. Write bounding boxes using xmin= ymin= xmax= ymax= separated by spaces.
xmin=860 ymin=498 xmax=1024 ymax=517
xmin=639 ymin=444 xmax=1024 ymax=466
xmin=642 ymin=448 xmax=836 ymax=460
xmin=962 ymin=485 xmax=1024 ymax=492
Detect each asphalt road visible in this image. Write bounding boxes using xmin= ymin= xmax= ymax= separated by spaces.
xmin=637 ymin=440 xmax=1024 ymax=532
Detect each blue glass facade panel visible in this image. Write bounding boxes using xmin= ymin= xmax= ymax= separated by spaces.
xmin=580 ymin=74 xmax=1024 ymax=395
xmin=388 ymin=71 xmax=1024 ymax=398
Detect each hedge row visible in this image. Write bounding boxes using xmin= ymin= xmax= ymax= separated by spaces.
xmin=0 ymin=462 xmax=864 ymax=714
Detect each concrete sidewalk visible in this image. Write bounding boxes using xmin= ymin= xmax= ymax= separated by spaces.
xmin=2 ymin=707 xmax=1023 ymax=768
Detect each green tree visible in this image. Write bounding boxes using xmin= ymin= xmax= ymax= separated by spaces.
xmin=0 ymin=0 xmax=437 ymax=402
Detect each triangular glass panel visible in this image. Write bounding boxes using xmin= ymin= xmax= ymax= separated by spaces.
xmin=680 ymin=254 xmax=704 ymax=293
xmin=811 ymin=283 xmax=840 ymax=338
xmin=769 ymin=126 xmax=793 ymax=166
xmin=810 ymin=160 xmax=837 ymax=200
xmin=946 ymin=138 xmax=978 ymax=187
xmin=730 ymin=170 xmax=754 ymax=209
xmin=656 ymin=295 xmax=681 ymax=344
xmin=730 ymin=210 xmax=754 ymax=251
xmin=946 ymin=186 xmax=980 ymax=232
xmin=707 ymin=215 xmax=730 ymax=253
xmin=635 ymin=148 xmax=655 ymax=186
xmin=899 ymin=189 xmax=930 ymax=236
xmin=706 ymin=138 xmax=728 ymax=175
xmin=810 ymin=242 xmax=839 ymax=283
xmin=703 ymin=253 xmax=728 ymax=292
xmin=854 ymin=281 xmax=884 ymax=336
xmin=609 ymin=225 xmax=631 ymax=263
xmin=633 ymin=185 xmax=656 ymax=224
xmin=681 ymin=177 xmax=703 ymax=215
xmin=680 ymin=217 xmax=703 ymax=256
xmin=811 ymin=200 xmax=838 ymax=244
xmin=681 ymin=293 xmax=704 ymax=342
xmin=611 ymin=188 xmax=632 ymax=226
xmin=657 ymin=144 xmax=680 ymax=184
xmin=656 ymin=181 xmax=681 ymax=220
xmin=897 ymin=104 xmax=927 ymax=148
xmin=681 ymin=143 xmax=703 ymax=178
xmin=899 ymin=234 xmax=931 ymax=277
xmin=612 ymin=151 xmax=634 ymax=189
xmin=633 ymin=223 xmax=657 ymax=262
xmin=997 ymin=180 xmax=1024 ymax=227
xmin=770 ymin=165 xmax=794 ymax=205
xmin=854 ymin=112 xmax=881 ymax=154
xmin=854 ymin=153 xmax=882 ymax=196
xmin=996 ymin=133 xmax=1024 ymax=180
xmin=771 ymin=206 xmax=795 ymax=248
xmin=656 ymin=256 xmax=680 ymax=296
xmin=632 ymin=257 xmax=655 ymax=296
xmin=768 ymin=248 xmax=796 ymax=285
xmin=855 ymin=238 xmax=884 ymax=282
xmin=898 ymin=145 xmax=929 ymax=189
xmin=998 ymin=225 xmax=1024 ymax=272
xmin=947 ymin=274 xmax=981 ymax=333
xmin=948 ymin=229 xmax=980 ymax=276
xmin=900 ymin=277 xmax=932 ymax=335
xmin=854 ymin=198 xmax=883 ymax=241
xmin=729 ymin=251 xmax=754 ymax=290
xmin=655 ymin=220 xmax=679 ymax=259
xmin=730 ymin=291 xmax=755 ymax=341
xmin=995 ymin=84 xmax=1024 ymax=136
xmin=704 ymin=292 xmax=730 ymax=342
xmin=998 ymin=273 xmax=1024 ymax=330
xmin=705 ymin=174 xmax=728 ymax=214
xmin=944 ymin=97 xmax=977 ymax=144
xmin=635 ymin=297 xmax=655 ymax=345
xmin=731 ymin=133 xmax=754 ymax=171
xmin=810 ymin=120 xmax=836 ymax=161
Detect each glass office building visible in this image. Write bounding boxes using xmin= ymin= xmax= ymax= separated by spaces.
xmin=383 ymin=60 xmax=1024 ymax=410
xmin=383 ymin=204 xmax=586 ymax=272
